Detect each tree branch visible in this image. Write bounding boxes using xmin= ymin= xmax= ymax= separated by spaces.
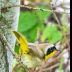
xmin=1 ymin=5 xmax=70 ymax=14
xmin=0 ymin=29 xmax=28 ymax=72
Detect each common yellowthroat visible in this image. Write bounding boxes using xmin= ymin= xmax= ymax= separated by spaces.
xmin=11 ymin=30 xmax=59 ymax=68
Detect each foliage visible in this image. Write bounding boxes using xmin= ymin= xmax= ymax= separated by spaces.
xmin=41 ymin=26 xmax=62 ymax=44
xmin=14 ymin=44 xmax=20 ymax=54
xmin=36 ymin=6 xmax=51 ymax=20
xmin=18 ymin=12 xmax=37 ymax=32
xmin=18 ymin=6 xmax=51 ymax=43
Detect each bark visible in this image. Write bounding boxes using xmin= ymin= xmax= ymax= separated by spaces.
xmin=0 ymin=0 xmax=20 ymax=72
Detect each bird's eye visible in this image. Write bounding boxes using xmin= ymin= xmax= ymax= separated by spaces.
xmin=46 ymin=46 xmax=56 ymax=56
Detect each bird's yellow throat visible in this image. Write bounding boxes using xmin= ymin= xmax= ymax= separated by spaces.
xmin=45 ymin=50 xmax=57 ymax=61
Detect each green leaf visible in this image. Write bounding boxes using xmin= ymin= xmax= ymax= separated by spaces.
xmin=29 ymin=23 xmax=44 ymax=42
xmin=41 ymin=26 xmax=57 ymax=41
xmin=37 ymin=6 xmax=51 ymax=20
xmin=20 ymin=23 xmax=44 ymax=42
xmin=18 ymin=12 xmax=37 ymax=32
xmin=49 ymin=31 xmax=62 ymax=43
xmin=41 ymin=26 xmax=62 ymax=44
xmin=14 ymin=44 xmax=19 ymax=54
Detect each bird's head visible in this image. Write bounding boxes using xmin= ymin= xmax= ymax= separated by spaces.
xmin=44 ymin=44 xmax=60 ymax=61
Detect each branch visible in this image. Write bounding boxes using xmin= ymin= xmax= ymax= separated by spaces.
xmin=42 ymin=63 xmax=60 ymax=71
xmin=26 ymin=1 xmax=70 ymax=9
xmin=0 ymin=29 xmax=28 ymax=72
xmin=50 ymin=4 xmax=61 ymax=25
xmin=1 ymin=5 xmax=70 ymax=14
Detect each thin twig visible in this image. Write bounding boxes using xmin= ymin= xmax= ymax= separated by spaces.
xmin=28 ymin=1 xmax=70 ymax=9
xmin=1 ymin=5 xmax=70 ymax=14
xmin=0 ymin=29 xmax=28 ymax=72
xmin=50 ymin=4 xmax=61 ymax=25
xmin=42 ymin=63 xmax=60 ymax=71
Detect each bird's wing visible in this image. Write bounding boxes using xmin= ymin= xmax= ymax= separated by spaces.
xmin=11 ymin=30 xmax=27 ymax=44
xmin=11 ymin=30 xmax=29 ymax=56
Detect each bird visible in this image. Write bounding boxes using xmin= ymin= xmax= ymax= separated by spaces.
xmin=11 ymin=30 xmax=59 ymax=68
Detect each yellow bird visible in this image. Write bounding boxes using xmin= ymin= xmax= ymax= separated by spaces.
xmin=11 ymin=30 xmax=59 ymax=68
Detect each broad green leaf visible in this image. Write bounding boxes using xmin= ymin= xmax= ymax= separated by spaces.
xmin=37 ymin=6 xmax=51 ymax=20
xmin=29 ymin=23 xmax=44 ymax=42
xmin=18 ymin=12 xmax=37 ymax=32
xmin=20 ymin=23 xmax=44 ymax=42
xmin=48 ymin=31 xmax=62 ymax=43
xmin=41 ymin=26 xmax=57 ymax=41
xmin=41 ymin=26 xmax=62 ymax=44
